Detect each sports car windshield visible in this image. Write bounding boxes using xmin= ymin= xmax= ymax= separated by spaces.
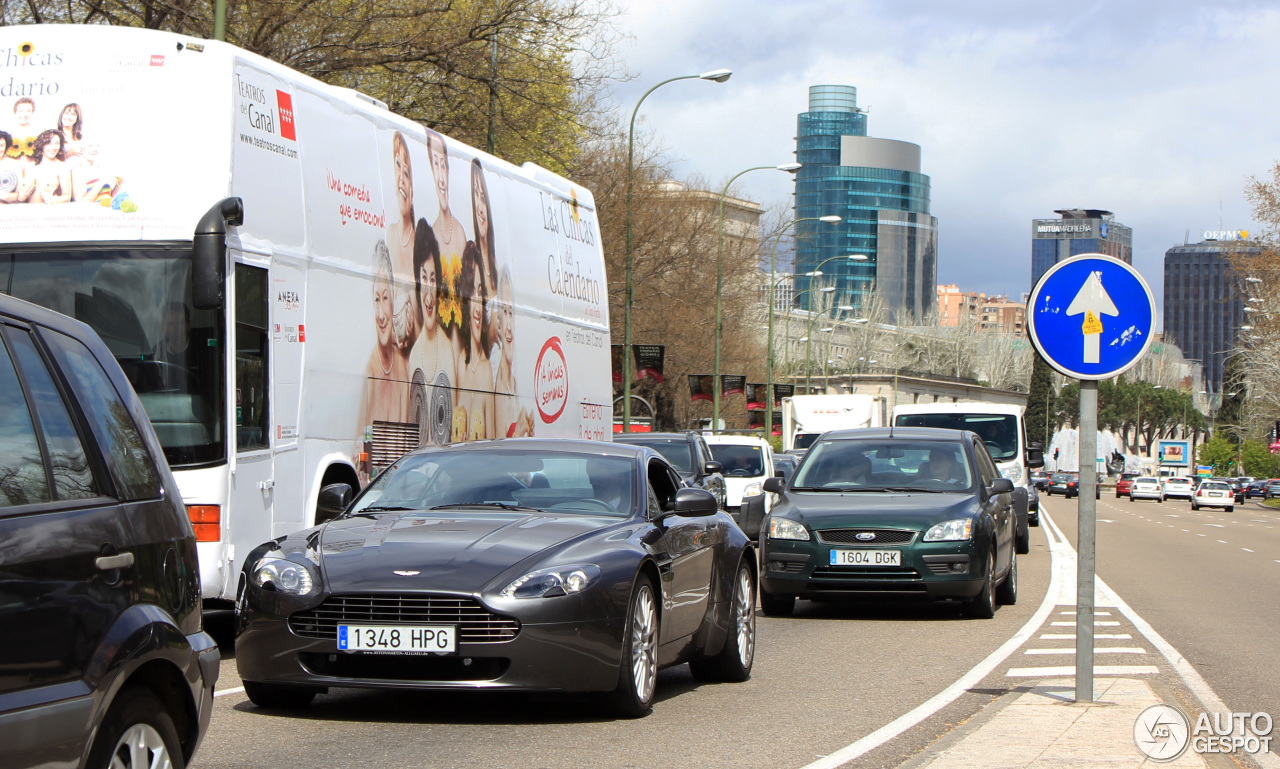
xmin=793 ymin=439 xmax=975 ymax=492
xmin=708 ymin=444 xmax=765 ymax=477
xmin=348 ymin=451 xmax=636 ymax=518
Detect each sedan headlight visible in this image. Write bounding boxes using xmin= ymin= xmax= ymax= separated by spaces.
xmin=251 ymin=556 xmax=316 ymax=595
xmin=743 ymin=482 xmax=763 ymax=497
xmin=768 ymin=516 xmax=810 ymax=541
xmin=501 ymin=564 xmax=601 ymax=599
xmin=924 ymin=518 xmax=973 ymax=542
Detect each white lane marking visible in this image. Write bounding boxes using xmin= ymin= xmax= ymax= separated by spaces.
xmin=1206 ymin=524 xmax=1224 ymax=528
xmin=1199 ymin=534 xmax=1206 ymax=537
xmin=1050 ymin=620 xmax=1120 ymax=626
xmin=1024 ymin=647 xmax=1146 ymax=655
xmin=214 ymin=686 xmax=245 ymax=698
xmin=798 ymin=513 xmax=1065 ymax=769
xmin=1006 ymin=665 xmax=1159 ymax=677
xmin=1039 ymin=633 xmax=1131 ymax=640
xmin=1242 ymin=548 xmax=1254 ymax=553
xmin=1058 ymin=610 xmax=1112 ymax=616
xmin=1218 ymin=540 xmax=1228 ymax=544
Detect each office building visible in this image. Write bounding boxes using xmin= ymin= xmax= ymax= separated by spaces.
xmin=793 ymin=85 xmax=937 ymax=324
xmin=937 ymin=285 xmax=1026 ymax=334
xmin=1163 ymin=232 xmax=1258 ymax=393
xmin=1031 ymin=209 xmax=1132 ymax=288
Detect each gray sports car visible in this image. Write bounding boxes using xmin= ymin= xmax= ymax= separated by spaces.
xmin=235 ymin=439 xmax=757 ymax=718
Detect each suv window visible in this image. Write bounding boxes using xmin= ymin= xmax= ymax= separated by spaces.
xmin=0 ymin=334 xmax=50 ymax=508
xmin=43 ymin=329 xmax=161 ymax=501
xmin=8 ymin=329 xmax=99 ymax=502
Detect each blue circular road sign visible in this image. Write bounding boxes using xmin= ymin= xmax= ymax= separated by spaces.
xmin=1027 ymin=254 xmax=1156 ymax=380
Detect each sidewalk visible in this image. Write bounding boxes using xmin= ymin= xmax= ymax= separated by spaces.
xmin=903 ymin=676 xmax=1212 ymax=768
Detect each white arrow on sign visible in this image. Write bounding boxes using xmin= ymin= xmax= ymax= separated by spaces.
xmin=1065 ymin=271 xmax=1118 ymax=363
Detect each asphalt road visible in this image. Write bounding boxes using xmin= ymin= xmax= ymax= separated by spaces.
xmin=1043 ymin=490 xmax=1280 ymax=740
xmin=195 ymin=534 xmax=1052 ymax=768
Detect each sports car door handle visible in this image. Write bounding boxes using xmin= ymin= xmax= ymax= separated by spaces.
xmin=96 ymin=552 xmax=135 ymax=571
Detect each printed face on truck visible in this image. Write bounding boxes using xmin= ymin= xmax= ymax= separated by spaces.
xmin=472 ymin=164 xmax=489 ymax=241
xmin=374 ymin=269 xmax=393 ymax=348
xmin=428 ymin=133 xmax=449 ymax=211
xmin=393 ymin=133 xmax=412 ymax=220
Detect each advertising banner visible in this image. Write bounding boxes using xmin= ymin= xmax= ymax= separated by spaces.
xmin=745 ymin=383 xmax=766 ymax=411
xmin=1157 ymin=440 xmax=1189 ymax=467
xmin=689 ymin=374 xmax=714 ymax=403
xmin=633 ymin=344 xmax=665 ymax=382
xmin=772 ymin=383 xmax=795 ymax=407
xmin=720 ymin=375 xmax=745 ymax=397
xmin=748 ymin=409 xmax=764 ymax=429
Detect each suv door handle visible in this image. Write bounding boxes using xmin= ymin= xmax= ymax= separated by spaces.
xmin=95 ymin=552 xmax=135 ymax=571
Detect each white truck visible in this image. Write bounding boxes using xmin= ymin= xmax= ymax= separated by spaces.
xmin=893 ymin=402 xmax=1045 ymax=555
xmin=780 ymin=394 xmax=887 ymax=452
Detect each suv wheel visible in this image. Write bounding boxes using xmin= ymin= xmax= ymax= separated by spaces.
xmin=87 ymin=687 xmax=185 ymax=769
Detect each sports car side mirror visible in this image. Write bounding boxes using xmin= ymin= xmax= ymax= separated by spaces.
xmin=989 ymin=478 xmax=1015 ymax=495
xmin=763 ymin=477 xmax=784 ymax=494
xmin=317 ymin=483 xmax=354 ymax=522
xmin=703 ymin=461 xmax=723 ymax=476
xmin=672 ymin=487 xmax=718 ymax=516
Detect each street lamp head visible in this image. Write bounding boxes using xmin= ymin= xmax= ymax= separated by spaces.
xmin=818 ymin=215 xmax=842 ymax=223
xmin=1241 ymin=325 xmax=1254 ymax=330
xmin=837 ymin=305 xmax=854 ymax=311
xmin=798 ymin=336 xmax=809 ymax=342
xmin=819 ymin=286 xmax=836 ymax=293
xmin=1246 ymin=277 xmax=1263 ymax=283
xmin=852 ymin=317 xmax=869 ymax=324
xmin=821 ymin=327 xmax=834 ymax=332
xmin=699 ymin=68 xmax=733 ymax=83
xmin=806 ymin=270 xmax=823 ymax=277
xmin=776 ymin=163 xmax=802 ymax=172
xmin=845 ymin=254 xmax=869 ymax=261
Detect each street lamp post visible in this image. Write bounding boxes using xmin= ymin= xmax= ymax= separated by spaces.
xmin=802 ymin=253 xmax=867 ymax=393
xmin=713 ymin=163 xmax=801 ymax=432
xmin=782 ymin=285 xmax=836 ymax=395
xmin=764 ymin=215 xmax=841 ymax=440
xmin=622 ymin=69 xmax=731 ymax=432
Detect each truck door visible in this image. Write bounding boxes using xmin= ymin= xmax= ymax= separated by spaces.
xmin=269 ymin=258 xmax=306 ymax=534
xmin=231 ymin=261 xmax=273 ymax=592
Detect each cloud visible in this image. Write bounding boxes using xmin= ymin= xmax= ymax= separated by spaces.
xmin=609 ymin=0 xmax=1279 ymax=314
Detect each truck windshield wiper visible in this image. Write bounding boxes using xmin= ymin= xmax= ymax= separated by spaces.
xmin=428 ymin=502 xmax=545 ymax=512
xmin=854 ymin=486 xmax=952 ymax=493
xmin=356 ymin=506 xmax=418 ymax=512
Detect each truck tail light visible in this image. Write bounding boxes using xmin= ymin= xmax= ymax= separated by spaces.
xmin=187 ymin=505 xmax=221 ymax=542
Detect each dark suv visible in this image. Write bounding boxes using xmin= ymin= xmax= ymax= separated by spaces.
xmin=613 ymin=431 xmax=727 ymax=510
xmin=0 ymin=295 xmax=218 ymax=769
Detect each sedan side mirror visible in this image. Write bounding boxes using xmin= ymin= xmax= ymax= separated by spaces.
xmin=671 ymin=487 xmax=718 ymax=516
xmin=703 ymin=461 xmax=723 ymax=476
xmin=989 ymin=478 xmax=1015 ymax=495
xmin=317 ymin=483 xmax=354 ymax=522
xmin=763 ymin=477 xmax=784 ymax=494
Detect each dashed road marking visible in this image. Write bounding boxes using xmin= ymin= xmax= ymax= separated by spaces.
xmin=1025 ymin=647 xmax=1147 ymax=655
xmin=1006 ymin=665 xmax=1159 ymax=677
xmin=1243 ymin=548 xmax=1254 ymax=553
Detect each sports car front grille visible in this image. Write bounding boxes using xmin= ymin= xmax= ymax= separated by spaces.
xmin=815 ymin=528 xmax=916 ymax=545
xmin=289 ymin=594 xmax=519 ymax=643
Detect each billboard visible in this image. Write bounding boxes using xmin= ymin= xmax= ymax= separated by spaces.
xmin=1157 ymin=440 xmax=1190 ymax=468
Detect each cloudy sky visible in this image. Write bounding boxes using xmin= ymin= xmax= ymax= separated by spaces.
xmin=607 ymin=0 xmax=1279 ymax=317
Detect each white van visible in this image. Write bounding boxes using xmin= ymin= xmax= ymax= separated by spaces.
xmin=893 ymin=402 xmax=1044 ymax=554
xmin=704 ymin=434 xmax=774 ymax=538
xmin=781 ymin=394 xmax=887 ymax=451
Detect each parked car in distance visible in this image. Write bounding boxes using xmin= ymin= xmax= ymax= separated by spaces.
xmin=0 ymin=294 xmax=219 ymax=769
xmin=1115 ymin=473 xmax=1139 ymax=499
xmin=705 ymin=434 xmax=775 ymax=538
xmin=1128 ymin=477 xmax=1164 ymax=503
xmin=235 ymin=439 xmax=756 ymax=718
xmin=758 ymin=427 xmax=1018 ymax=619
xmin=1192 ymin=480 xmax=1235 ymax=511
xmin=1264 ymin=479 xmax=1280 ymax=500
xmin=1162 ymin=477 xmax=1195 ymax=500
xmin=1026 ymin=483 xmax=1040 ymax=527
xmin=614 ymin=431 xmax=727 ymax=511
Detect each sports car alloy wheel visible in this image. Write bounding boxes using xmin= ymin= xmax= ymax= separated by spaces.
xmin=631 ymin=584 xmax=658 ymax=703
xmin=734 ymin=566 xmax=756 ymax=669
xmin=692 ymin=563 xmax=756 ymax=682
xmin=109 ymin=724 xmax=173 ymax=769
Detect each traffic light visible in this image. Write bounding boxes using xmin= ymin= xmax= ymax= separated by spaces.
xmin=1053 ymin=448 xmax=1059 ymax=460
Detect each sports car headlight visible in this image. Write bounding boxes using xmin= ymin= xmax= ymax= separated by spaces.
xmin=768 ymin=516 xmax=810 ymax=541
xmin=923 ymin=518 xmax=973 ymax=542
xmin=1001 ymin=466 xmax=1023 ymax=484
xmin=251 ymin=556 xmax=316 ymax=595
xmin=501 ymin=564 xmax=601 ymax=599
xmin=743 ymin=482 xmax=764 ymax=497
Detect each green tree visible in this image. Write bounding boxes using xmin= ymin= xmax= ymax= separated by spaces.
xmin=1025 ymin=351 xmax=1056 ymax=447
xmin=1214 ymin=354 xmax=1247 ymax=443
xmin=1197 ymin=436 xmax=1237 ymax=475
xmin=1240 ymin=440 xmax=1280 ymax=478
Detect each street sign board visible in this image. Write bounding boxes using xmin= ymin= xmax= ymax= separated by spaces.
xmin=1027 ymin=254 xmax=1156 ymax=380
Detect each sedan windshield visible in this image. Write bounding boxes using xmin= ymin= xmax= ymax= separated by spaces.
xmin=349 ymin=451 xmax=636 ymax=517
xmin=1198 ymin=482 xmax=1229 ymax=492
xmin=793 ymin=439 xmax=975 ymax=492
xmin=708 ymin=443 xmax=765 ymax=477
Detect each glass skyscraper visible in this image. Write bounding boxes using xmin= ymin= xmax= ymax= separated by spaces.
xmin=1163 ymin=236 xmax=1256 ymax=393
xmin=793 ymin=85 xmax=937 ymax=323
xmin=1030 ymin=209 xmax=1132 ymax=289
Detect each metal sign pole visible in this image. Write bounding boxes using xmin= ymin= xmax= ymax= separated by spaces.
xmin=1076 ymin=380 xmax=1098 ymax=702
